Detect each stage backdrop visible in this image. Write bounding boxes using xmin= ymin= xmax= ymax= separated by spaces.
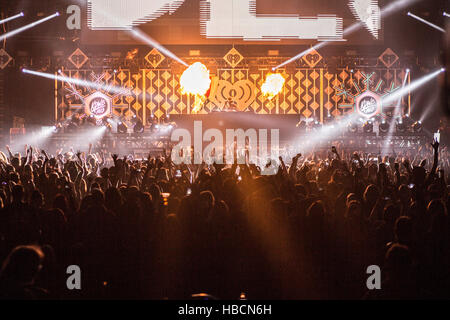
xmin=55 ymin=47 xmax=410 ymax=125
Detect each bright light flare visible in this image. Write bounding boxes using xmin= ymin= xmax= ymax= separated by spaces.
xmin=22 ymin=69 xmax=132 ymax=96
xmin=0 ymin=12 xmax=25 ymax=25
xmin=0 ymin=12 xmax=59 ymax=41
xmin=444 ymin=12 xmax=450 ymax=18
xmin=261 ymin=73 xmax=285 ymax=100
xmin=180 ymin=62 xmax=211 ymax=113
xmin=180 ymin=62 xmax=211 ymax=96
xmin=407 ymin=12 xmax=446 ymax=33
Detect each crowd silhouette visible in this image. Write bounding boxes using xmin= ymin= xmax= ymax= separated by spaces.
xmin=0 ymin=140 xmax=448 ymax=299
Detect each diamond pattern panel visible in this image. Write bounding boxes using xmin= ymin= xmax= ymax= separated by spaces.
xmin=56 ymin=64 xmax=410 ymax=124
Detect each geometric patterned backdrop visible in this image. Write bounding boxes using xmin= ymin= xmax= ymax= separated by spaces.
xmin=56 ymin=48 xmax=410 ymax=124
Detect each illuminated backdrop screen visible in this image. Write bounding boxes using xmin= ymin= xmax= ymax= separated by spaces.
xmin=81 ymin=0 xmax=384 ymax=45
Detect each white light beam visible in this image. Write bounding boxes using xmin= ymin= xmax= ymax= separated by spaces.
xmin=0 ymin=12 xmax=24 ymax=25
xmin=22 ymin=69 xmax=132 ymax=96
xmin=407 ymin=12 xmax=446 ymax=33
xmin=0 ymin=12 xmax=59 ymax=41
xmin=130 ymin=28 xmax=188 ymax=67
xmin=382 ymin=68 xmax=445 ymax=105
xmin=274 ymin=0 xmax=422 ymax=70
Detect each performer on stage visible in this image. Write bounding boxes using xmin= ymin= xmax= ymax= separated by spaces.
xmin=223 ymin=97 xmax=238 ymax=112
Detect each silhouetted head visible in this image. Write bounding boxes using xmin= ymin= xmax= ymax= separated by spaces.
xmin=30 ymin=190 xmax=44 ymax=209
xmin=363 ymin=184 xmax=379 ymax=204
xmin=11 ymin=184 xmax=24 ymax=203
xmin=385 ymin=244 xmax=412 ymax=280
xmin=306 ymin=200 xmax=326 ymax=228
xmin=383 ymin=204 xmax=398 ymax=225
xmin=0 ymin=245 xmax=44 ymax=285
xmin=394 ymin=216 xmax=412 ymax=245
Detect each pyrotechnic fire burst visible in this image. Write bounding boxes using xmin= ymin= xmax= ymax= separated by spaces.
xmin=180 ymin=62 xmax=211 ymax=113
xmin=261 ymin=73 xmax=285 ymax=100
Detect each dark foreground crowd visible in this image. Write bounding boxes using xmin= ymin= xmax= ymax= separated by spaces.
xmin=0 ymin=140 xmax=448 ymax=300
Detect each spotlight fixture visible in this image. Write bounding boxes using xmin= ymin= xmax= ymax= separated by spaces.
xmin=323 ymin=115 xmax=333 ymax=124
xmin=379 ymin=120 xmax=389 ymax=133
xmin=402 ymin=114 xmax=413 ymax=126
xmin=348 ymin=122 xmax=358 ymax=133
xmin=412 ymin=121 xmax=422 ymax=133
xmin=363 ymin=121 xmax=373 ymax=133
xmin=133 ymin=119 xmax=144 ymax=133
xmin=296 ymin=120 xmax=307 ymax=131
xmin=86 ymin=115 xmax=97 ymax=126
xmin=396 ymin=119 xmax=406 ymax=133
xmin=311 ymin=120 xmax=322 ymax=130
xmin=53 ymin=123 xmax=63 ymax=134
xmin=117 ymin=121 xmax=128 ymax=134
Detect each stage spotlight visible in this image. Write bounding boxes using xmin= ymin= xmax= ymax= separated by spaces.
xmin=396 ymin=119 xmax=406 ymax=133
xmin=323 ymin=115 xmax=333 ymax=125
xmin=53 ymin=123 xmax=63 ymax=134
xmin=86 ymin=115 xmax=97 ymax=126
xmin=348 ymin=122 xmax=358 ymax=133
xmin=296 ymin=120 xmax=307 ymax=131
xmin=363 ymin=121 xmax=374 ymax=133
xmin=412 ymin=121 xmax=422 ymax=133
xmin=133 ymin=119 xmax=144 ymax=133
xmin=402 ymin=114 xmax=413 ymax=126
xmin=311 ymin=120 xmax=322 ymax=131
xmin=379 ymin=120 xmax=389 ymax=133
xmin=117 ymin=121 xmax=128 ymax=134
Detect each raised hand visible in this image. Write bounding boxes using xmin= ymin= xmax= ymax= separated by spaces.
xmin=431 ymin=140 xmax=439 ymax=152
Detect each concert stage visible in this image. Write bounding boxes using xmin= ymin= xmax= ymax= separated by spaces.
xmin=21 ymin=113 xmax=428 ymax=158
